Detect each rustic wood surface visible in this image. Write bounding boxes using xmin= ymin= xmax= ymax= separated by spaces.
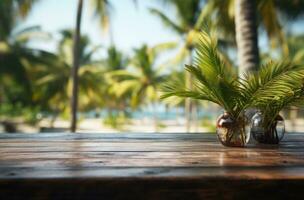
xmin=0 ymin=132 xmax=304 ymax=199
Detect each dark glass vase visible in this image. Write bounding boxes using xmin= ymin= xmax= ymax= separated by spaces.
xmin=251 ymin=112 xmax=285 ymax=144
xmin=216 ymin=112 xmax=250 ymax=147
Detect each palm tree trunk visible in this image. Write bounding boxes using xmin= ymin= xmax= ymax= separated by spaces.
xmin=70 ymin=0 xmax=83 ymax=132
xmin=235 ymin=0 xmax=259 ymax=74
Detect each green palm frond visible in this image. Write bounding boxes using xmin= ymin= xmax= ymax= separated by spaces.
xmin=109 ymin=69 xmax=139 ymax=80
xmin=103 ymin=45 xmax=128 ymax=71
xmin=194 ymin=32 xmax=236 ymax=81
xmin=149 ymin=8 xmax=185 ymax=34
xmin=90 ymin=0 xmax=111 ymax=31
xmin=191 ymin=32 xmax=240 ymax=114
xmin=162 ymin=32 xmax=239 ymax=115
xmin=109 ymin=43 xmax=173 ymax=108
xmin=151 ymin=42 xmax=178 ymax=57
xmin=258 ymin=85 xmax=304 ymax=127
xmin=240 ymin=62 xmax=304 ymax=108
xmin=161 ymin=82 xmax=218 ymax=104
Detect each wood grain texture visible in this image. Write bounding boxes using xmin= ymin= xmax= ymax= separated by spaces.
xmin=0 ymin=132 xmax=304 ymax=199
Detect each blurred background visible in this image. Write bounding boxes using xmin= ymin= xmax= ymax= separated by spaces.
xmin=1 ymin=0 xmax=304 ymax=133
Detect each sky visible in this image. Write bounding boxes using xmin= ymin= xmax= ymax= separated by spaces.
xmin=19 ymin=0 xmax=304 ymax=60
xmin=20 ymin=0 xmax=180 ymax=54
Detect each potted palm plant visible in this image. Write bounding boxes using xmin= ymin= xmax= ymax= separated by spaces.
xmin=251 ymin=87 xmax=304 ymax=144
xmin=243 ymin=61 xmax=304 ymax=144
xmin=161 ymin=31 xmax=304 ymax=147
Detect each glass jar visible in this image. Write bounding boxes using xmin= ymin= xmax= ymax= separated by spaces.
xmin=251 ymin=112 xmax=285 ymax=144
xmin=216 ymin=112 xmax=250 ymax=147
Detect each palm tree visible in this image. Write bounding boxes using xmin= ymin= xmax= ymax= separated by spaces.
xmin=150 ymin=0 xmax=205 ymax=131
xmin=0 ymin=0 xmax=56 ymax=131
xmin=71 ymin=0 xmax=112 ymax=132
xmin=99 ymin=45 xmax=131 ymax=129
xmin=102 ymin=45 xmax=128 ymax=71
xmin=71 ymin=0 xmax=139 ymax=131
xmin=198 ymin=0 xmax=304 ymax=124
xmin=235 ymin=0 xmax=259 ymax=74
xmin=0 ymin=0 xmax=43 ymax=92
xmin=0 ymin=0 xmax=39 ymax=40
xmin=71 ymin=0 xmax=84 ymax=132
xmin=35 ymin=30 xmax=104 ymax=127
xmin=110 ymin=43 xmax=174 ymax=130
xmin=0 ymin=27 xmax=43 ymax=106
xmin=0 ymin=0 xmax=50 ymax=115
xmin=202 ymin=0 xmax=304 ymax=74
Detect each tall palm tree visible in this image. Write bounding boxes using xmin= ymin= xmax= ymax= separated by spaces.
xmin=0 ymin=0 xmax=54 ymax=131
xmin=110 ymin=43 xmax=174 ymax=130
xmin=0 ymin=0 xmax=49 ymax=111
xmin=99 ymin=46 xmax=131 ymax=129
xmin=150 ymin=0 xmax=205 ymax=132
xmin=102 ymin=45 xmax=128 ymax=71
xmin=35 ymin=30 xmax=104 ymax=126
xmin=202 ymin=0 xmax=304 ymax=74
xmin=235 ymin=0 xmax=259 ymax=74
xmin=1 ymin=27 xmax=51 ymax=101
xmin=203 ymin=0 xmax=304 ymax=126
xmin=0 ymin=0 xmax=42 ymax=88
xmin=71 ymin=0 xmax=138 ymax=131
xmin=71 ymin=0 xmax=84 ymax=132
xmin=71 ymin=0 xmax=113 ymax=132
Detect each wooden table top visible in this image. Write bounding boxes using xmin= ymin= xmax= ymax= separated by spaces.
xmin=1 ymin=132 xmax=304 ymax=199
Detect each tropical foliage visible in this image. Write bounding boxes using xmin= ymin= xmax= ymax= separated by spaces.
xmin=1 ymin=0 xmax=304 ymax=133
xmin=99 ymin=45 xmax=131 ymax=129
xmin=202 ymin=0 xmax=304 ymax=53
xmin=110 ymin=44 xmax=174 ymax=108
xmin=108 ymin=43 xmax=176 ymax=130
xmin=34 ymin=30 xmax=104 ymax=116
xmin=151 ymin=0 xmax=207 ymax=131
xmin=162 ymin=32 xmax=304 ymax=125
xmin=0 ymin=0 xmax=51 ymax=123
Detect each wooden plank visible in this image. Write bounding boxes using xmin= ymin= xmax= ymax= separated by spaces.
xmin=1 ymin=134 xmax=304 ymax=168
xmin=0 ymin=132 xmax=304 ymax=199
xmin=1 ymin=151 xmax=304 ymax=167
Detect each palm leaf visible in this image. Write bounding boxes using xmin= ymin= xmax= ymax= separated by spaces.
xmin=162 ymin=31 xmax=240 ymax=115
xmin=240 ymin=61 xmax=304 ymax=108
xmin=90 ymin=0 xmax=111 ymax=31
xmin=149 ymin=8 xmax=185 ymax=34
